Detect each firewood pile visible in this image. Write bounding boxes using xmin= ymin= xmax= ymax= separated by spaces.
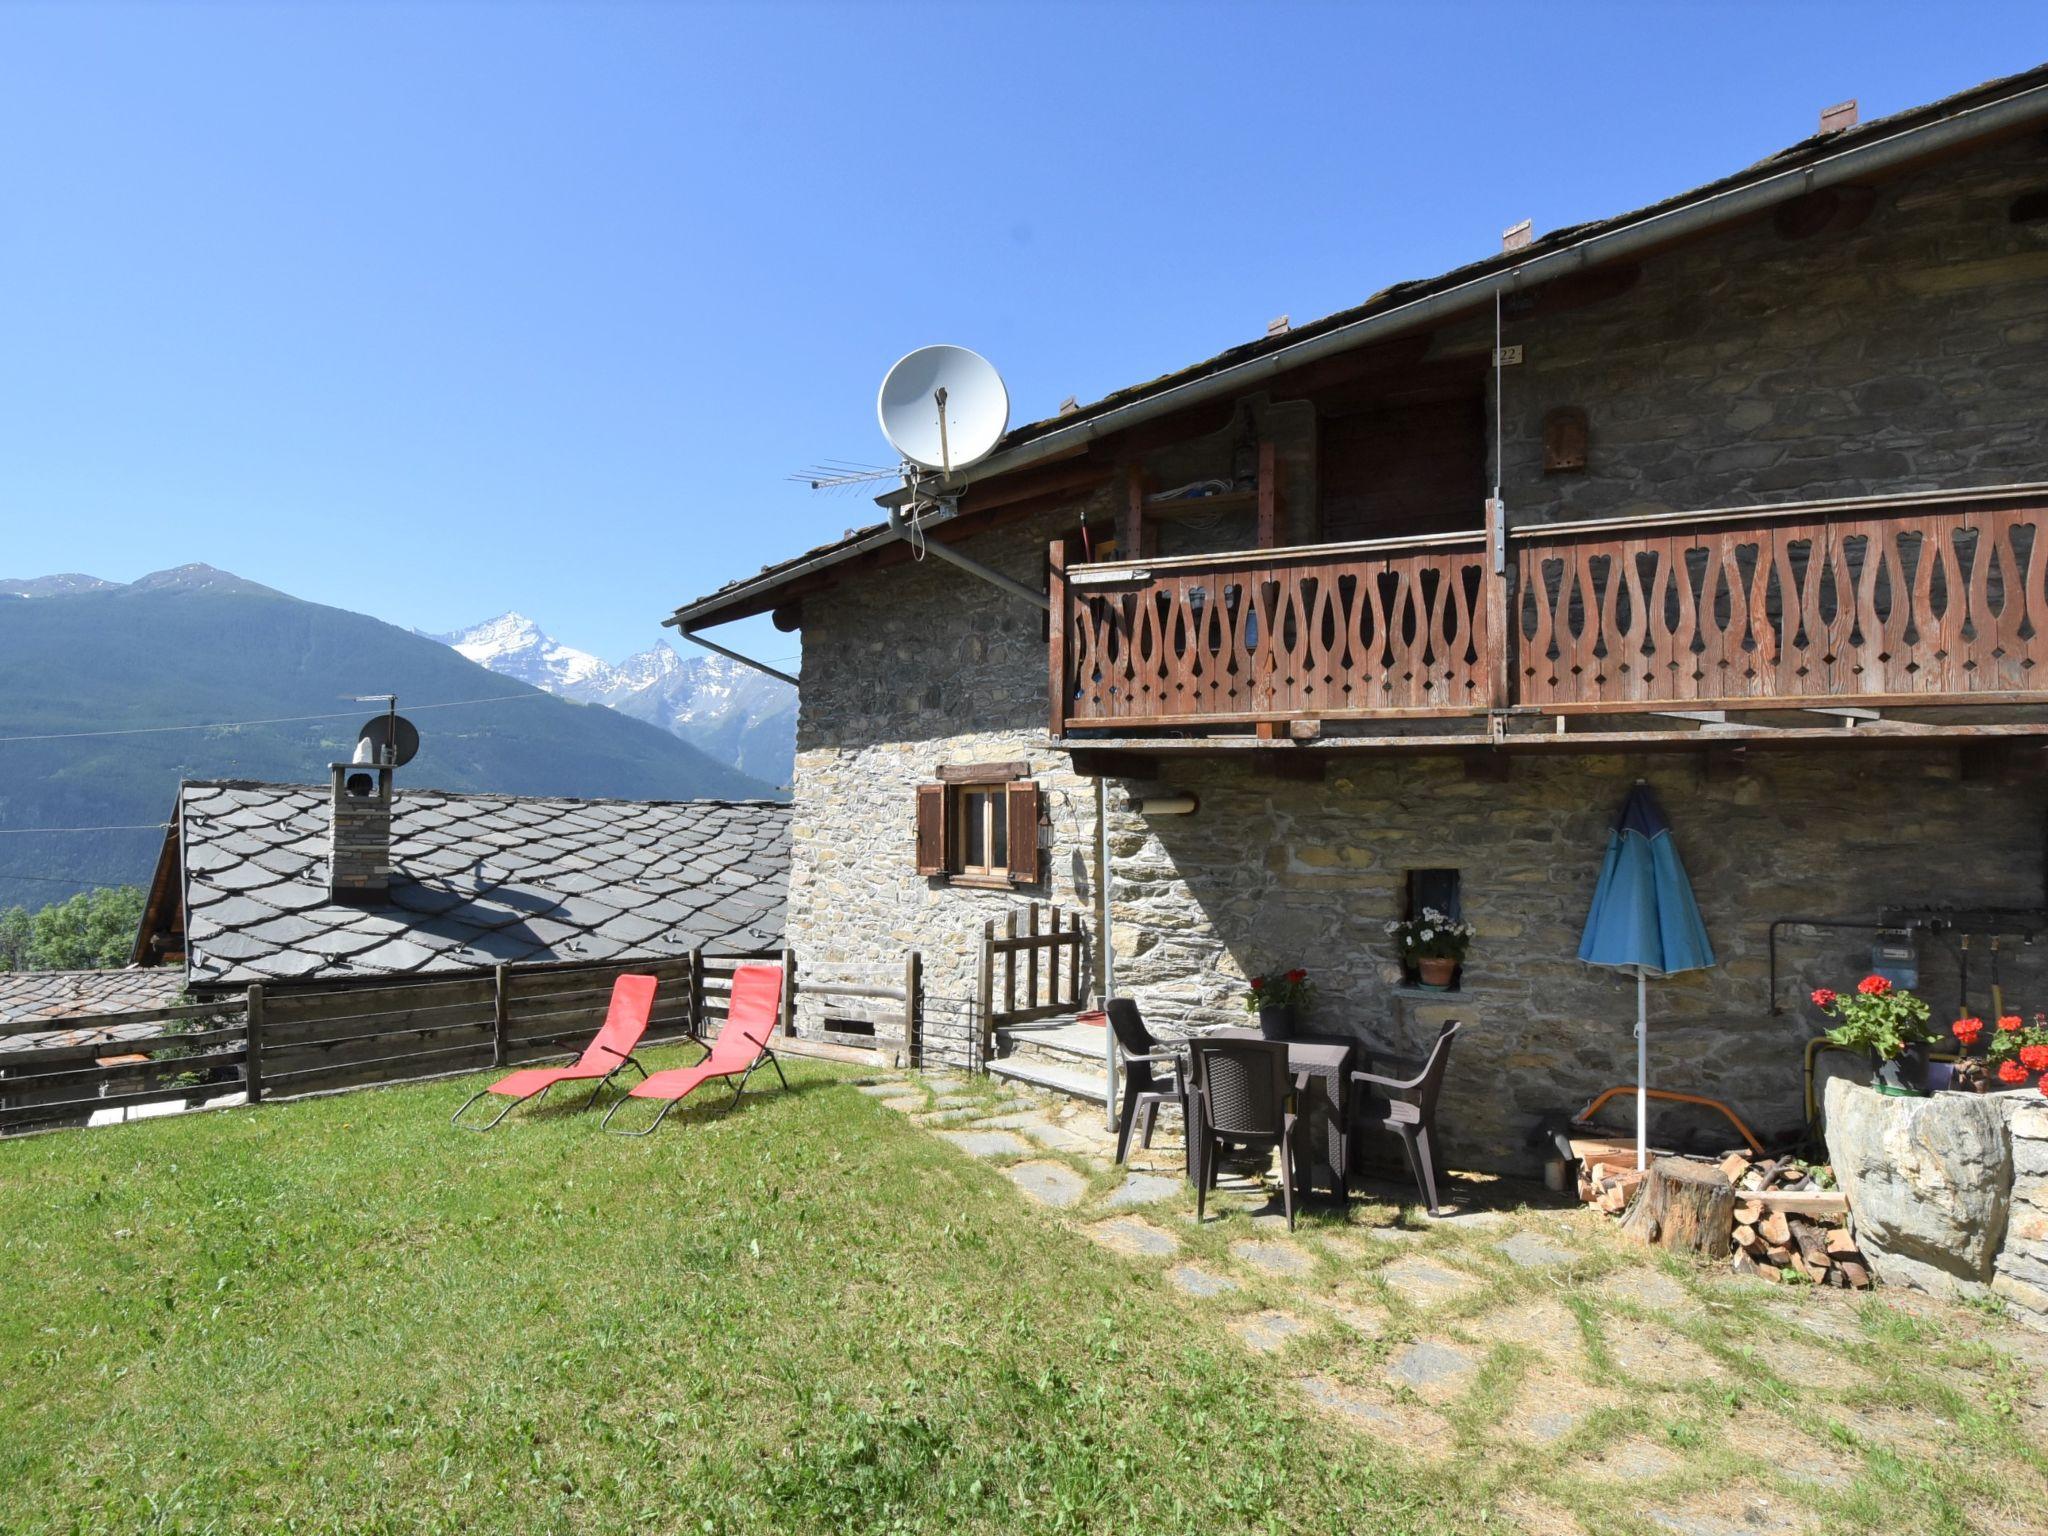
xmin=1718 ymin=1149 xmax=1870 ymax=1288
xmin=1570 ymin=1137 xmax=1871 ymax=1287
xmin=1569 ymin=1134 xmax=1646 ymax=1213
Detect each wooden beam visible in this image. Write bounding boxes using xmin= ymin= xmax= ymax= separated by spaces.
xmin=1256 ymin=439 xmax=1279 ymax=549
xmin=937 ymin=760 xmax=1031 ymax=784
xmin=1120 ymin=463 xmax=1145 ymax=558
xmin=1287 ymin=718 xmax=1322 ymax=742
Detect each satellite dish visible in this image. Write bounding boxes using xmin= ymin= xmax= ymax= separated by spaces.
xmin=356 ymin=713 xmax=420 ymax=768
xmin=877 ymin=345 xmax=1009 ymax=473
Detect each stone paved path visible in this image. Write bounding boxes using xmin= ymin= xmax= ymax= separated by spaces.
xmin=860 ymin=1066 xmax=2048 ymax=1535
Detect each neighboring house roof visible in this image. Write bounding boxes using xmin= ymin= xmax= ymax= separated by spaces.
xmin=157 ymin=782 xmax=789 ymax=989
xmin=0 ymin=968 xmax=185 ymax=1027
xmin=668 ymin=62 xmax=2048 ymax=631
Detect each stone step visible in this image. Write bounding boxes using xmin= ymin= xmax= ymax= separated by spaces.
xmin=994 ymin=1020 xmax=1107 ymax=1070
xmin=987 ymin=1055 xmax=1110 ymax=1106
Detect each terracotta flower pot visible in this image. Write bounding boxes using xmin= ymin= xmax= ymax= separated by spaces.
xmin=1416 ymin=956 xmax=1459 ymax=990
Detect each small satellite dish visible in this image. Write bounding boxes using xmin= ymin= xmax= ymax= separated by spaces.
xmin=877 ymin=345 xmax=1009 ymax=473
xmin=356 ymin=713 xmax=420 ymax=768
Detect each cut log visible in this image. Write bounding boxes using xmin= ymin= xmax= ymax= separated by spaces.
xmin=1732 ymin=1223 xmax=1764 ymax=1255
xmin=1760 ymin=1211 xmax=1793 ymax=1248
xmin=1823 ymin=1227 xmax=1860 ymax=1257
xmin=1619 ymin=1156 xmax=1735 ymax=1259
xmin=1837 ymin=1260 xmax=1872 ymax=1290
xmin=1719 ymin=1151 xmax=1752 ymax=1183
xmin=1788 ymin=1218 xmax=1833 ymax=1273
xmin=1733 ymin=1199 xmax=1764 ymax=1226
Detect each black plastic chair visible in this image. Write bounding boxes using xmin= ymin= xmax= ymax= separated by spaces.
xmin=1350 ymin=1021 xmax=1461 ymax=1216
xmin=1105 ymin=998 xmax=1187 ymax=1165
xmin=1189 ymin=1037 xmax=1305 ymax=1230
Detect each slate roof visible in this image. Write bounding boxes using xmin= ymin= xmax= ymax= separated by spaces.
xmin=171 ymin=782 xmax=788 ymax=988
xmin=0 ymin=969 xmax=185 ymax=1027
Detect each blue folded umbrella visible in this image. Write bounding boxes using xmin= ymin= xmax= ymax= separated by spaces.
xmin=1579 ymin=782 xmax=1715 ymax=1167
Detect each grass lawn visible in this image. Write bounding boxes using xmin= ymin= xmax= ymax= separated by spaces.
xmin=4 ymin=1052 xmax=2045 ymax=1536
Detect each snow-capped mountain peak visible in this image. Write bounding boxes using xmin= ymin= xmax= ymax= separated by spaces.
xmin=440 ymin=612 xmax=612 ymax=691
xmin=434 ymin=616 xmax=796 ymax=786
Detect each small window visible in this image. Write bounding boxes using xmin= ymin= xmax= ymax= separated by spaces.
xmin=1403 ymin=868 xmax=1463 ymax=991
xmin=915 ymin=770 xmax=1041 ymax=887
xmin=958 ymin=786 xmax=1010 ymax=877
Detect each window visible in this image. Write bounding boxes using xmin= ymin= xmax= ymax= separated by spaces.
xmin=1403 ymin=868 xmax=1463 ymax=991
xmin=957 ymin=786 xmax=1010 ymax=877
xmin=916 ymin=767 xmax=1041 ymax=887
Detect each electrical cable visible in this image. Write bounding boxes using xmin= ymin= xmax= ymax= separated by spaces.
xmin=0 ymin=691 xmax=547 ymax=745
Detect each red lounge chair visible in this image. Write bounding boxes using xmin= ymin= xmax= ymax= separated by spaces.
xmin=450 ymin=973 xmax=658 ymax=1130
xmin=602 ymin=963 xmax=787 ymax=1136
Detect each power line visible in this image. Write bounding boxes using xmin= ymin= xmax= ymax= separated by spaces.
xmin=0 ymin=690 xmax=547 ymax=746
xmin=0 ymin=824 xmax=167 ymax=835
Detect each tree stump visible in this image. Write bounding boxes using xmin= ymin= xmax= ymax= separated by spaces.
xmin=1618 ymin=1156 xmax=1735 ymax=1259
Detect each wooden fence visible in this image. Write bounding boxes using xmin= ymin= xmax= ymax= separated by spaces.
xmin=0 ymin=951 xmax=788 ymax=1136
xmin=978 ymin=903 xmax=1088 ymax=1061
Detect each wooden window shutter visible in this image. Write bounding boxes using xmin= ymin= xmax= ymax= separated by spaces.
xmin=1004 ymin=781 xmax=1041 ymax=885
xmin=915 ymin=783 xmax=949 ymax=876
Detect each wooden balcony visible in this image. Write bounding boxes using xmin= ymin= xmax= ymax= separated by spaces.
xmin=1048 ymin=486 xmax=2048 ymax=751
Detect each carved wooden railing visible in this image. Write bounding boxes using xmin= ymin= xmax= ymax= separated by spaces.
xmin=1050 ymin=489 xmax=2048 ymax=733
xmin=1513 ymin=495 xmax=2048 ymax=710
xmin=1051 ymin=533 xmax=1498 ymax=730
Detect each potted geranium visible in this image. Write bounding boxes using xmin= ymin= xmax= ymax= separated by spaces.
xmin=1385 ymin=908 xmax=1474 ymax=990
xmin=1245 ymin=969 xmax=1313 ymax=1039
xmin=1811 ymin=976 xmax=1935 ymax=1096
xmin=1952 ymin=1010 xmax=2048 ymax=1093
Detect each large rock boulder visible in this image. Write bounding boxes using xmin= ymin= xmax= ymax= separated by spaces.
xmin=1824 ymin=1078 xmax=2012 ymax=1296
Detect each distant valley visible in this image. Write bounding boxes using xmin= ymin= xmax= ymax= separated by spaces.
xmin=0 ymin=566 xmax=785 ymax=912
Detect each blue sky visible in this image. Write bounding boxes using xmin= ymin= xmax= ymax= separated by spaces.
xmin=3 ymin=2 xmax=2044 ymax=670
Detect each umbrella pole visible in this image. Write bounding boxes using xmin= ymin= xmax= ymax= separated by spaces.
xmin=1636 ymin=968 xmax=1648 ymax=1173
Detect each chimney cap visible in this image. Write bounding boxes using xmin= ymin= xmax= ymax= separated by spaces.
xmin=1266 ymin=314 xmax=1291 ymax=337
xmin=1819 ymin=99 xmax=1859 ymax=133
xmin=1502 ymin=218 xmax=1534 ymax=252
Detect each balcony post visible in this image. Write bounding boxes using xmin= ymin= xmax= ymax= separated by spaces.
xmin=1485 ymin=496 xmax=1512 ymax=709
xmin=1048 ymin=539 xmax=1068 ymax=737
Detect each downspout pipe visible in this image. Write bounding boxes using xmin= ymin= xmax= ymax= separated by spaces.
xmin=897 ymin=79 xmax=2048 ymax=503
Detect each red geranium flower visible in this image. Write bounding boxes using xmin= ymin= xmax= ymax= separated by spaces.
xmin=1952 ymin=1016 xmax=1984 ymax=1046
xmin=2021 ymin=1044 xmax=2048 ymax=1073
xmin=1250 ymin=976 xmax=1266 ymax=989
xmin=1997 ymin=1014 xmax=2024 ymax=1032
xmin=1286 ymin=969 xmax=1307 ymax=984
xmin=1857 ymin=975 xmax=1893 ymax=996
xmin=1998 ymin=1059 xmax=2030 ymax=1084
xmin=1811 ymin=988 xmax=1837 ymax=1009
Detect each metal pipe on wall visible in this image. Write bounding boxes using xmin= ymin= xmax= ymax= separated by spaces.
xmin=1097 ymin=774 xmax=1117 ymax=1130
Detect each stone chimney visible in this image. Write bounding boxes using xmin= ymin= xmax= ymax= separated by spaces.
xmin=328 ymin=759 xmax=395 ymax=901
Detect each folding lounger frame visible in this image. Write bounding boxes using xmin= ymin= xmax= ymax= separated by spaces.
xmin=450 ymin=1046 xmax=649 ymax=1130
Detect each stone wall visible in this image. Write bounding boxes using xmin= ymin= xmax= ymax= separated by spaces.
xmin=1458 ymin=133 xmax=2048 ymax=521
xmin=1998 ymin=1101 xmax=2048 ymax=1332
xmin=784 ymin=132 xmax=2048 ymax=1165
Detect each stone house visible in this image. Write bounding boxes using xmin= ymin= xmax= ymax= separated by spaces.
xmin=667 ymin=67 xmax=2048 ymax=1175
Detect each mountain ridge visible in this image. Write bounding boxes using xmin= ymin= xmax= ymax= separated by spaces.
xmin=435 ymin=612 xmax=797 ymax=787
xmin=0 ymin=568 xmax=778 ymax=912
